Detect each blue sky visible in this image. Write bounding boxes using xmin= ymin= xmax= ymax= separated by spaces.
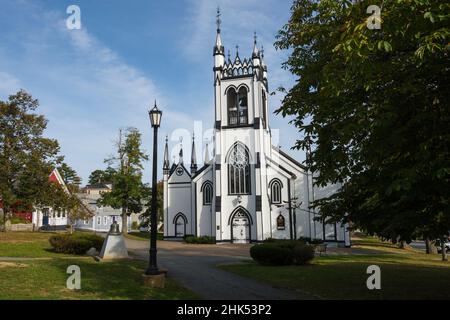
xmin=0 ymin=0 xmax=304 ymax=184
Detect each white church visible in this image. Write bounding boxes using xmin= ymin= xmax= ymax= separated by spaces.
xmin=163 ymin=12 xmax=350 ymax=246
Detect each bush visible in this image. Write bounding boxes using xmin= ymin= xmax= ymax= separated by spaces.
xmin=184 ymin=235 xmax=216 ymax=244
xmin=250 ymin=241 xmax=316 ymax=266
xmin=131 ymin=221 xmax=139 ymax=230
xmin=49 ymin=233 xmax=104 ymax=255
xmin=250 ymin=244 xmax=294 ymax=265
xmin=292 ymin=243 xmax=315 ymax=265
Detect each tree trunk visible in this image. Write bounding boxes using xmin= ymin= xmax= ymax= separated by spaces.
xmin=121 ymin=207 xmax=127 ymax=234
xmin=399 ymin=240 xmax=405 ymax=249
xmin=441 ymin=237 xmax=448 ymax=261
xmin=425 ymin=237 xmax=431 ymax=254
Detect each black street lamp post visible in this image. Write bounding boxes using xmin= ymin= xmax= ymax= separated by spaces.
xmin=146 ymin=101 xmax=162 ymax=275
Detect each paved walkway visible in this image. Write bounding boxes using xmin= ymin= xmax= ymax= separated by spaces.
xmin=125 ymin=238 xmax=311 ymax=300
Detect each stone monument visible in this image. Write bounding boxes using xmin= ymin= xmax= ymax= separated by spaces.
xmin=99 ymin=221 xmax=129 ymax=260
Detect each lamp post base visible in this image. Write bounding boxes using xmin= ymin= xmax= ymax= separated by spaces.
xmin=142 ymin=272 xmax=166 ymax=288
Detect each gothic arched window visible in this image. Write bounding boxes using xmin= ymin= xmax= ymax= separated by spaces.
xmin=269 ymin=179 xmax=282 ymax=204
xmin=238 ymin=87 xmax=248 ymax=124
xmin=227 ymin=88 xmax=238 ymax=125
xmin=227 ymin=143 xmax=251 ymax=194
xmin=227 ymin=86 xmax=248 ymax=126
xmin=277 ymin=214 xmax=285 ymax=230
xmin=202 ymin=181 xmax=213 ymax=205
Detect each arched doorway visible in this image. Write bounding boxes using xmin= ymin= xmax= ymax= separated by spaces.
xmin=173 ymin=213 xmax=187 ymax=238
xmin=231 ymin=209 xmax=251 ymax=243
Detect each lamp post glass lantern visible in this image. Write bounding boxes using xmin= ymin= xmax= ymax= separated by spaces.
xmin=146 ymin=101 xmax=162 ymax=275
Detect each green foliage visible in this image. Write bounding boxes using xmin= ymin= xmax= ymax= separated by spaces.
xmin=255 ymin=240 xmax=316 ymax=265
xmin=275 ymin=0 xmax=450 ymax=243
xmin=88 ymin=167 xmax=115 ymax=186
xmin=98 ymin=128 xmax=148 ymax=217
xmin=250 ymin=244 xmax=294 ymax=266
xmin=49 ymin=233 xmax=104 ymax=255
xmin=139 ymin=180 xmax=164 ymax=227
xmin=131 ymin=221 xmax=139 ymax=230
xmin=184 ymin=235 xmax=216 ymax=244
xmin=58 ymin=162 xmax=81 ymax=188
xmin=0 ymin=90 xmax=63 ymax=225
xmin=292 ymin=243 xmax=315 ymax=265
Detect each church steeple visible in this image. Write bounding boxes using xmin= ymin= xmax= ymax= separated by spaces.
xmin=163 ymin=135 xmax=169 ymax=174
xmin=190 ymin=134 xmax=197 ymax=174
xmin=252 ymin=32 xmax=259 ymax=59
xmin=213 ymin=7 xmax=224 ymax=57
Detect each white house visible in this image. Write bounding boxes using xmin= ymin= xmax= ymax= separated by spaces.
xmin=163 ymin=14 xmax=351 ymax=246
xmin=32 ymin=168 xmax=69 ymax=230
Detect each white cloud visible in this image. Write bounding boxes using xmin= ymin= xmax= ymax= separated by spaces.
xmin=0 ymin=72 xmax=21 ymax=97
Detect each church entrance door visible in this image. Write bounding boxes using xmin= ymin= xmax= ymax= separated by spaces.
xmin=175 ymin=215 xmax=186 ymax=238
xmin=232 ymin=211 xmax=250 ymax=243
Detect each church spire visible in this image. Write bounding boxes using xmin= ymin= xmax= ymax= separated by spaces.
xmin=163 ymin=135 xmax=169 ymax=173
xmin=252 ymin=31 xmax=259 ymax=59
xmin=190 ymin=134 xmax=197 ymax=174
xmin=213 ymin=7 xmax=224 ymax=56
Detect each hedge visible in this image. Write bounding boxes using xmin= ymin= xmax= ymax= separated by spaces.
xmin=184 ymin=235 xmax=216 ymax=244
xmin=250 ymin=244 xmax=293 ymax=265
xmin=250 ymin=241 xmax=315 ymax=266
xmin=49 ymin=233 xmax=104 ymax=255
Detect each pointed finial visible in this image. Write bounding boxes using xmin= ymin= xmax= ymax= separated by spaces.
xmin=261 ymin=45 xmax=264 ymax=58
xmin=154 ymin=100 xmax=157 ymax=108
xmin=216 ymin=7 xmax=221 ymax=33
xmin=227 ymin=49 xmax=231 ymax=61
xmin=252 ymin=32 xmax=259 ymax=58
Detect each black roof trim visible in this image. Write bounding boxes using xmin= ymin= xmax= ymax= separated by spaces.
xmin=276 ymin=148 xmax=307 ymax=170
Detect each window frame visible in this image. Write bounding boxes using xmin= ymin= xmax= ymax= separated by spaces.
xmin=269 ymin=179 xmax=283 ymax=204
xmin=227 ymin=143 xmax=251 ymax=195
xmin=202 ymin=181 xmax=213 ymax=205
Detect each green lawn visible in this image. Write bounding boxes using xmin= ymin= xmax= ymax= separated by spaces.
xmin=125 ymin=231 xmax=164 ymax=241
xmin=0 ymin=232 xmax=74 ymax=258
xmin=0 ymin=232 xmax=198 ymax=300
xmin=219 ymin=237 xmax=450 ymax=300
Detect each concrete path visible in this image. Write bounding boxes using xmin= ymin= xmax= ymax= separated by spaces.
xmin=125 ymin=238 xmax=312 ymax=300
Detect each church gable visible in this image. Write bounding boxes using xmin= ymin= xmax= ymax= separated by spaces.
xmin=168 ymin=163 xmax=191 ymax=184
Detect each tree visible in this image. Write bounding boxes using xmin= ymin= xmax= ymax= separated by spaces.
xmin=88 ymin=167 xmax=115 ymax=185
xmin=98 ymin=128 xmax=148 ymax=233
xmin=50 ymin=180 xmax=93 ymax=234
xmin=0 ymin=90 xmax=62 ymax=230
xmin=58 ymin=162 xmax=82 ymax=188
xmin=275 ymin=1 xmax=449 ymax=259
xmin=139 ymin=180 xmax=164 ymax=230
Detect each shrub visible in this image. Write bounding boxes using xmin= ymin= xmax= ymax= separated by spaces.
xmin=250 ymin=244 xmax=293 ymax=265
xmin=292 ymin=243 xmax=315 ymax=265
xmin=49 ymin=233 xmax=104 ymax=255
xmin=184 ymin=235 xmax=216 ymax=244
xmin=131 ymin=221 xmax=139 ymax=230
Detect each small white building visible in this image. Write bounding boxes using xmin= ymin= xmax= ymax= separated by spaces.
xmin=32 ymin=169 xmax=69 ymax=230
xmin=163 ymin=15 xmax=350 ymax=246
